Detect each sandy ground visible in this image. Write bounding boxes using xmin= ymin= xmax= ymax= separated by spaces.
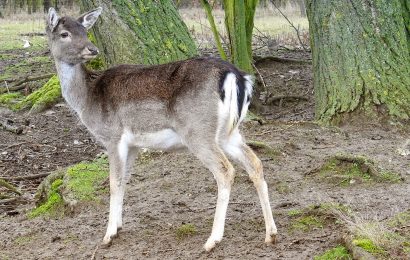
xmin=1 ymin=54 xmax=409 ymax=259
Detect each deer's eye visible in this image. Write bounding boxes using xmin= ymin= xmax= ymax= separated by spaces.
xmin=60 ymin=32 xmax=69 ymax=38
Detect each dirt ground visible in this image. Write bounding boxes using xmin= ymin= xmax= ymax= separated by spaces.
xmin=1 ymin=50 xmax=409 ymax=260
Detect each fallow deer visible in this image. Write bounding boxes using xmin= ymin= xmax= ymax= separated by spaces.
xmin=46 ymin=7 xmax=277 ymax=251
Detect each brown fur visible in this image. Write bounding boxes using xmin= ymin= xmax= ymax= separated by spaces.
xmin=89 ymin=57 xmax=243 ymax=111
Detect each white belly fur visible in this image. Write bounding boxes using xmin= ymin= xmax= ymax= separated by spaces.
xmin=118 ymin=128 xmax=184 ymax=162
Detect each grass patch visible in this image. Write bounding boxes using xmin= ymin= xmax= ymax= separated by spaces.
xmin=0 ymin=19 xmax=46 ymax=52
xmin=346 ymin=210 xmax=410 ymax=259
xmin=314 ymin=154 xmax=402 ymax=187
xmin=314 ymin=245 xmax=352 ymax=260
xmin=176 ymin=224 xmax=197 ymax=239
xmin=291 ymin=215 xmax=323 ymax=231
xmin=288 ymin=203 xmax=352 ymax=233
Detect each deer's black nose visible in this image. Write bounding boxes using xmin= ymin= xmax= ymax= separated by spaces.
xmin=88 ymin=47 xmax=99 ymax=55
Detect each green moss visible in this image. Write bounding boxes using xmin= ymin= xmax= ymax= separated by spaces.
xmin=352 ymin=238 xmax=386 ymax=255
xmin=0 ymin=92 xmax=23 ymax=106
xmin=314 ymin=245 xmax=352 ymax=260
xmin=291 ymin=216 xmax=323 ymax=232
xmin=29 ymin=156 xmax=109 ymax=218
xmin=176 ymin=224 xmax=197 ymax=239
xmin=28 ymin=178 xmax=64 ymax=219
xmin=13 ymin=75 xmax=61 ymax=113
xmin=65 ymin=156 xmax=109 ymax=201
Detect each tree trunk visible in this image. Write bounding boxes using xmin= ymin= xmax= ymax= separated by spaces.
xmin=223 ymin=0 xmax=258 ymax=73
xmin=79 ymin=0 xmax=197 ymax=67
xmin=306 ymin=0 xmax=410 ymax=125
xmin=43 ymin=0 xmax=51 ymax=13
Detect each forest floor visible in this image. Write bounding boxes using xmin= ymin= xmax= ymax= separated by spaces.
xmin=1 ymin=12 xmax=410 ymax=260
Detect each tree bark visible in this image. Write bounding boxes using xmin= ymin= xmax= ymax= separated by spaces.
xmin=79 ymin=0 xmax=197 ymax=67
xmin=306 ymin=0 xmax=410 ymax=125
xmin=223 ymin=0 xmax=258 ymax=73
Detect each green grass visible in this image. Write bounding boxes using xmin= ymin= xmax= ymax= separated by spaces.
xmin=317 ymin=156 xmax=402 ymax=187
xmin=180 ymin=7 xmax=308 ymax=48
xmin=175 ymin=224 xmax=197 ymax=239
xmin=314 ymin=245 xmax=352 ymax=260
xmin=349 ymin=210 xmax=410 ymax=258
xmin=291 ymin=215 xmax=323 ymax=231
xmin=288 ymin=203 xmax=352 ymax=233
xmin=0 ymin=18 xmax=46 ymax=52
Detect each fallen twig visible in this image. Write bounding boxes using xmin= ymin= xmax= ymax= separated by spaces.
xmin=252 ymin=63 xmax=269 ymax=103
xmin=90 ymin=244 xmax=99 ymax=260
xmin=254 ymin=55 xmax=311 ymax=65
xmin=266 ymin=95 xmax=308 ymax=105
xmin=1 ymin=73 xmax=54 ymax=94
xmin=1 ymin=172 xmax=50 ymax=181
xmin=0 ymin=179 xmax=21 ymax=195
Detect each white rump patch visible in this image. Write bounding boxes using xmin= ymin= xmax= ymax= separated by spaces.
xmin=218 ymin=73 xmax=238 ymax=134
xmin=217 ymin=73 xmax=254 ymax=136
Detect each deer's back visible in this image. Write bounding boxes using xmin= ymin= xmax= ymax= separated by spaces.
xmin=90 ymin=57 xmax=246 ymax=111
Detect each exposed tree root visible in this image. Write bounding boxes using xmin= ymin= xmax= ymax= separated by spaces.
xmin=0 ymin=178 xmax=22 ymax=196
xmin=343 ymin=235 xmax=377 ymax=260
xmin=0 ymin=73 xmax=54 ymax=94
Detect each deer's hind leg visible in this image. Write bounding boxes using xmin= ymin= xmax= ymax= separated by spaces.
xmin=221 ymin=129 xmax=277 ymax=245
xmin=183 ymin=136 xmax=235 ymax=251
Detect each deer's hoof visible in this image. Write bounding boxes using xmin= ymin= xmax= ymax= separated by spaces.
xmin=265 ymin=233 xmax=277 ymax=245
xmin=204 ymin=238 xmax=219 ymax=252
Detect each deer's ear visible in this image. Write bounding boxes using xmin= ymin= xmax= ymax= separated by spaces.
xmin=47 ymin=7 xmax=60 ymax=31
xmin=78 ymin=7 xmax=102 ymax=30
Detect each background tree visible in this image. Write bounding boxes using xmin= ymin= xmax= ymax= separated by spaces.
xmin=306 ymin=0 xmax=410 ymax=125
xmin=79 ymin=0 xmax=197 ymax=67
xmin=201 ymin=0 xmax=258 ymax=73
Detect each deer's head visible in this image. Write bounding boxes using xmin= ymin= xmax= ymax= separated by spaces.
xmin=46 ymin=7 xmax=102 ymax=65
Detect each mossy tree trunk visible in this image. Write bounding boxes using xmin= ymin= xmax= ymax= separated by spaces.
xmin=79 ymin=0 xmax=197 ymax=67
xmin=201 ymin=0 xmax=258 ymax=73
xmin=223 ymin=0 xmax=258 ymax=73
xmin=306 ymin=0 xmax=410 ymax=124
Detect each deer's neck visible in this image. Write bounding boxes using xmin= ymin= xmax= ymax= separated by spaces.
xmin=55 ymin=61 xmax=89 ymax=116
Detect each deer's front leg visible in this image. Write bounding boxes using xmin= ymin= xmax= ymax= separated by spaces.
xmin=103 ymin=149 xmax=127 ymax=245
